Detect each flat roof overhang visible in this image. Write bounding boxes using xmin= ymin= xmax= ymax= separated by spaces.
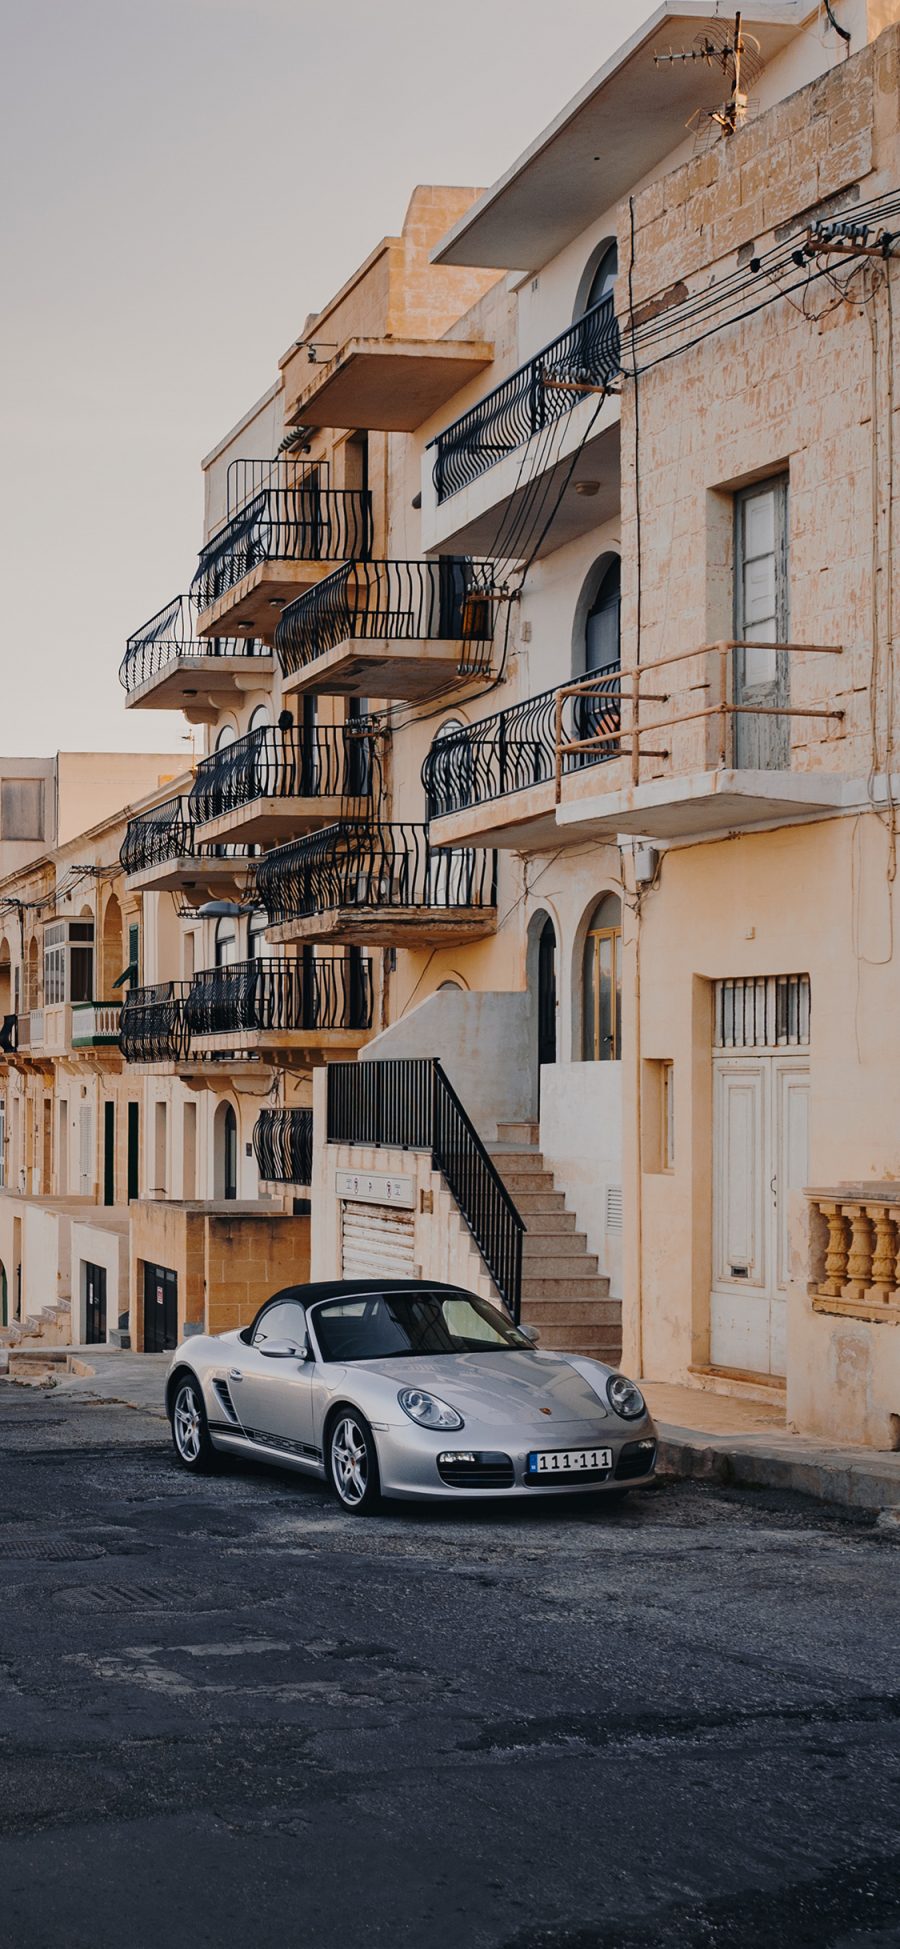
xmin=424 ymin=402 xmax=620 ymax=560
xmin=287 ymin=338 xmax=495 ymax=432
xmin=196 ymin=560 xmax=340 ymax=641
xmin=122 ymin=855 xmax=250 ymax=901
xmin=187 ymin=1027 xmax=371 ymax=1064
xmin=428 ymin=787 xmax=560 ymax=854
xmin=432 ymin=5 xmax=801 ymax=272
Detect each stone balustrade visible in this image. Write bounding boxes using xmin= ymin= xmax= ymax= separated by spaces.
xmin=808 ymin=1188 xmax=900 ymax=1323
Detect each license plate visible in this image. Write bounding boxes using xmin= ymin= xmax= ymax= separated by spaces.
xmin=527 ymin=1446 xmax=613 ymax=1476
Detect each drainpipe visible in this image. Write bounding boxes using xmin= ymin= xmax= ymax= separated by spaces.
xmin=631 ymin=863 xmax=645 ymax=1382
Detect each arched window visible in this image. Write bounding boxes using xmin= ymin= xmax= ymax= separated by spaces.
xmin=574 ymin=238 xmax=618 ymax=320
xmin=248 ymin=911 xmax=269 ymax=959
xmin=215 ymin=722 xmax=236 ymax=752
xmin=248 ymin=704 xmax=271 ymax=733
xmin=582 ymin=893 xmax=622 ymax=1061
xmin=585 ymin=558 xmax=621 ymax=677
xmin=214 ymin=916 xmax=238 ymax=968
xmin=214 ymin=1102 xmax=238 ymax=1201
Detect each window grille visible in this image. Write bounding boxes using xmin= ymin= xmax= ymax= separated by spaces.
xmin=714 ymin=975 xmax=810 ymax=1050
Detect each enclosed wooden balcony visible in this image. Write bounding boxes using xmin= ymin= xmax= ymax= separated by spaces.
xmin=11 ymin=1003 xmax=122 ymax=1069
xmin=188 ymin=721 xmax=378 ymax=848
xmin=119 ymin=796 xmax=251 ymax=903
xmin=191 ymin=475 xmax=372 ymax=639
xmin=275 ymin=557 xmax=500 ymax=702
xmin=119 ymin=593 xmax=273 ymax=720
xmin=253 ymin=821 xmax=497 ymax=947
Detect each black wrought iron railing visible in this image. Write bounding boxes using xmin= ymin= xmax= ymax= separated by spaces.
xmin=327 ymin=1058 xmax=524 ymax=1319
xmin=429 ymin=293 xmax=620 ymax=503
xmin=119 ymin=983 xmax=191 ymax=1064
xmin=118 ymin=593 xmax=266 ymax=694
xmin=189 ymin=722 xmax=379 ymax=826
xmin=184 ymin=955 xmax=373 ymax=1037
xmin=422 ymin=671 xmax=621 ymax=818
xmin=0 ymin=1014 xmax=17 ymax=1055
xmin=191 ymin=485 xmax=373 ymax=611
xmin=253 ymin=822 xmax=497 ymax=927
xmin=253 ymin=1107 xmax=314 ymax=1186
xmin=275 ymin=557 xmax=499 ymax=680
xmin=120 ymin=797 xmax=196 ymax=875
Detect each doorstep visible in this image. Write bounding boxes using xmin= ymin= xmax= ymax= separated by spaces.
xmin=642 ymin=1379 xmax=900 ymax=1514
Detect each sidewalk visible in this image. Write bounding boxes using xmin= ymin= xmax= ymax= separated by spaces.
xmin=643 ymin=1380 xmax=900 ymax=1515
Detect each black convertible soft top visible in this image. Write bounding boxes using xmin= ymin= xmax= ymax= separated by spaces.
xmin=240 ymin=1278 xmax=471 ymax=1343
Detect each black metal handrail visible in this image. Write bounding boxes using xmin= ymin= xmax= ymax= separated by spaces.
xmin=189 ymin=722 xmax=379 ymax=826
xmin=253 ymin=822 xmax=497 ymax=926
xmin=119 ymin=982 xmax=192 ymax=1064
xmin=185 ymin=956 xmax=373 ymax=1037
xmin=422 ymin=671 xmax=621 ymax=818
xmin=326 ymin=1058 xmax=524 ymax=1319
xmin=118 ymin=593 xmax=266 ymax=693
xmin=429 ymin=293 xmax=620 ymax=502
xmin=253 ymin=1107 xmax=314 ymax=1185
xmin=191 ymin=485 xmax=373 ymax=611
xmin=120 ymin=797 xmax=196 ymax=875
xmin=275 ymin=557 xmax=499 ymax=679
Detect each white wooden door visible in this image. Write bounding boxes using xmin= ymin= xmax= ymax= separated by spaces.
xmin=711 ymin=1055 xmax=808 ymax=1377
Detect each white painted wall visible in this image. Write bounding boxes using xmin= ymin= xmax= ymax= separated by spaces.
xmin=70 ymin=1218 xmax=128 ymax=1344
xmin=361 ymin=987 xmax=535 ymax=1132
xmin=539 ymin=1060 xmax=623 ymax=1298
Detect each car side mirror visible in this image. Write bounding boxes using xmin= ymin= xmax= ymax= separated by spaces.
xmin=260 ymin=1338 xmax=309 ymax=1360
xmin=519 ymin=1324 xmax=539 ymax=1345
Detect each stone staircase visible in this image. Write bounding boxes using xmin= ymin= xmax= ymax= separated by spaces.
xmin=491 ymin=1121 xmax=621 ymax=1365
xmin=0 ymin=1300 xmax=71 ymax=1352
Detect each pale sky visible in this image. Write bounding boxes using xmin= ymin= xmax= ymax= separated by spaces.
xmin=1 ymin=0 xmax=637 ymax=758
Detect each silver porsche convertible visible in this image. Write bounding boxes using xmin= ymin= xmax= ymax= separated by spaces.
xmin=165 ymin=1279 xmax=657 ymax=1514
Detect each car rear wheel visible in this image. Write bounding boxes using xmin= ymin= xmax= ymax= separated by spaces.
xmin=170 ymin=1376 xmax=216 ymax=1473
xmin=328 ymin=1410 xmax=381 ymax=1516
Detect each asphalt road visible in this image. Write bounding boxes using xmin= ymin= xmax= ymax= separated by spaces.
xmin=1 ymin=1385 xmax=899 ymax=1949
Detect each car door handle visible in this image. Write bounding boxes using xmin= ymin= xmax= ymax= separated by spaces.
xmin=229 ymin=1369 xmax=243 ymax=1382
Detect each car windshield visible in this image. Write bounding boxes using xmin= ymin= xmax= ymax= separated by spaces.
xmin=310 ymin=1290 xmax=531 ymax=1363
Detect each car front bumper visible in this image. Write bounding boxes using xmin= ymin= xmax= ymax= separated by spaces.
xmin=371 ymin=1414 xmax=658 ymax=1500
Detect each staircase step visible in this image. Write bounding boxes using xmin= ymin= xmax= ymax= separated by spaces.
xmin=523 ymin=1296 xmax=620 ymax=1325
xmin=523 ymin=1249 xmax=601 ymax=1276
xmin=490 ymin=1148 xmax=546 ymax=1173
xmin=498 ymin=1170 xmax=556 ymax=1194
xmin=532 ymin=1324 xmax=623 ymax=1355
xmin=515 ymin=1192 xmax=569 ymax=1214
xmin=496 ymin=1121 xmax=539 ymax=1145
xmin=520 ymin=1210 xmax=578 ymax=1236
xmin=521 ymin=1274 xmax=610 ymax=1299
xmin=521 ymin=1232 xmax=589 ymax=1259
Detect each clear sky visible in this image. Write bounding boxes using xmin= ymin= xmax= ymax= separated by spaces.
xmin=1 ymin=0 xmax=637 ymax=758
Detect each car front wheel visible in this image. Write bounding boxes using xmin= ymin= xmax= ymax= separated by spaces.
xmin=170 ymin=1376 xmax=216 ymax=1473
xmin=328 ymin=1410 xmax=381 ymax=1515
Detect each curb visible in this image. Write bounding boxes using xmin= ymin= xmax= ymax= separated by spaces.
xmin=656 ymin=1429 xmax=900 ymax=1515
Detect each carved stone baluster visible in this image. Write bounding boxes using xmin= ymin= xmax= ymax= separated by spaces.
xmin=819 ymin=1200 xmax=850 ymax=1297
xmin=868 ymin=1204 xmax=898 ymax=1306
xmin=890 ymin=1206 xmax=900 ymax=1304
xmin=842 ymin=1203 xmax=875 ymax=1302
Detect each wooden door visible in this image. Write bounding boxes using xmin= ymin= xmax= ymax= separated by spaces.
xmin=711 ymin=1054 xmax=809 ymax=1377
xmin=734 ymin=478 xmax=789 ymax=770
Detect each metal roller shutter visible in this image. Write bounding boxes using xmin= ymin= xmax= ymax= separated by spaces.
xmin=341 ymin=1201 xmax=417 ymax=1282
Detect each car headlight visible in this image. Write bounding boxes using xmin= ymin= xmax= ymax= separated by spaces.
xmin=606 ymin=1373 xmax=646 ymax=1420
xmin=398 ymin=1387 xmax=464 ymax=1431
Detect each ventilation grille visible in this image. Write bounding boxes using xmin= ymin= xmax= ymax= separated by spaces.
xmin=714 ymin=975 xmax=810 ymax=1051
xmin=605 ymin=1184 xmax=623 ymax=1233
xmin=212 ymin=1378 xmax=240 ymax=1425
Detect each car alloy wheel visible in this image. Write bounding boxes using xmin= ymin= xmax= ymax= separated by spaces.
xmin=170 ymin=1378 xmax=215 ymax=1472
xmin=330 ymin=1413 xmax=379 ymax=1514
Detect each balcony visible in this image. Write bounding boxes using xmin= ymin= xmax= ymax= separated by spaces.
xmin=286 ymin=335 xmax=495 ymax=434
xmin=553 ymin=642 xmax=849 ymax=843
xmin=183 ymin=955 xmax=373 ymax=1061
xmin=120 ymin=796 xmax=251 ymax=903
xmin=16 ymin=1000 xmax=124 ymax=1067
xmin=423 ymin=673 xmax=620 ymax=851
xmin=253 ymin=821 xmax=497 ymax=947
xmin=118 ymin=593 xmax=273 ymax=719
xmin=423 ymin=296 xmax=620 ymax=559
xmin=188 ymin=721 xmax=378 ymax=848
xmin=120 ymin=982 xmax=191 ymax=1066
xmin=275 ymin=557 xmax=500 ymax=702
xmin=253 ymin=1107 xmax=313 ymax=1187
xmin=191 ymin=480 xmax=373 ymax=639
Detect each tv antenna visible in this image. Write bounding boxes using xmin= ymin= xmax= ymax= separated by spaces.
xmin=654 ymin=10 xmax=762 ymax=138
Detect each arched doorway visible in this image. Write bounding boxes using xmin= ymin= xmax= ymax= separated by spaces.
xmin=538 ymin=917 xmax=557 ymax=1070
xmin=214 ymin=1101 xmax=238 ymax=1201
xmin=581 ymin=893 xmax=622 ymax=1062
xmin=102 ymin=894 xmax=123 ymax=998
xmin=0 ymin=1258 xmax=6 ymax=1327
